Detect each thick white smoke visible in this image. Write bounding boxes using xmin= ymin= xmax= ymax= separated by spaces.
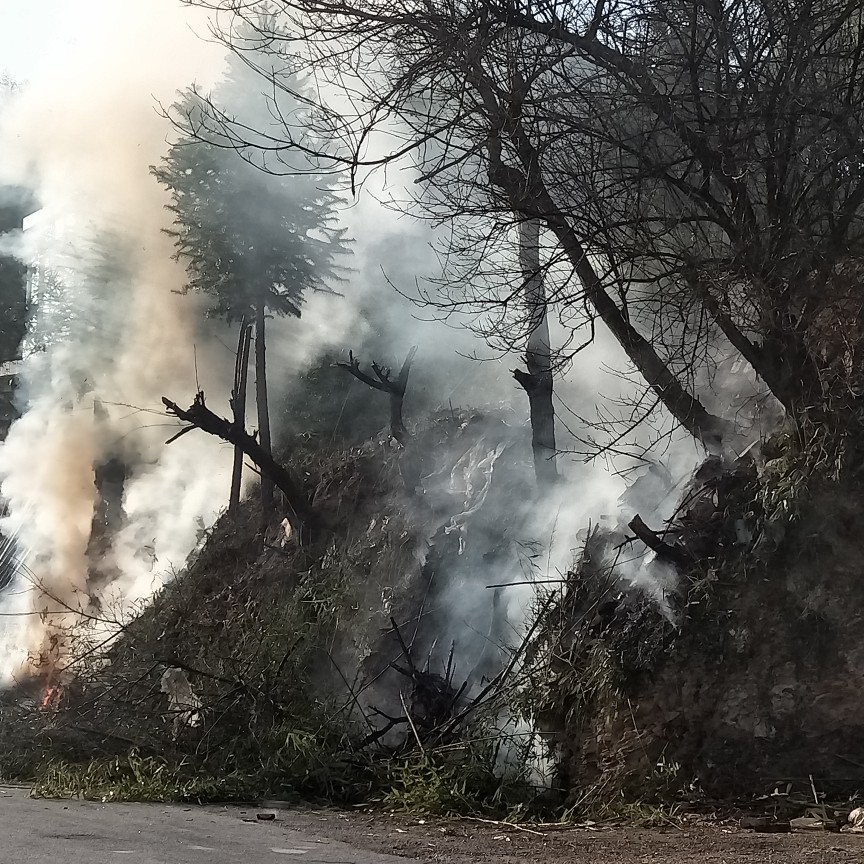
xmin=0 ymin=0 xmax=772 ymax=695
xmin=0 ymin=1 xmax=235 ymax=681
xmin=0 ymin=0 xmax=469 ymax=684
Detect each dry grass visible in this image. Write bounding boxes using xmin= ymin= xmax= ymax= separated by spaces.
xmin=1 ymin=412 xmax=545 ymax=817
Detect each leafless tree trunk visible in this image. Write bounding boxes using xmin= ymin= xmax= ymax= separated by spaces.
xmin=477 ymin=86 xmax=728 ymax=449
xmin=337 ymin=346 xmax=417 ymax=443
xmin=255 ymin=297 xmax=274 ymax=514
xmin=229 ymin=318 xmax=252 ymax=513
xmin=162 ymin=391 xmax=317 ymax=539
xmin=512 ymin=218 xmax=558 ymax=487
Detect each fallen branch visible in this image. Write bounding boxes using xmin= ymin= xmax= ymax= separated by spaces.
xmin=438 ymin=591 xmax=556 ymax=740
xmin=353 ymin=708 xmax=410 ymax=752
xmin=401 ymin=691 xmax=426 ymax=755
xmin=461 ymin=817 xmax=545 ymax=837
xmin=388 ymin=616 xmax=419 ymax=678
xmin=162 ymin=391 xmax=317 ymax=538
xmin=627 ymin=514 xmax=692 ymax=568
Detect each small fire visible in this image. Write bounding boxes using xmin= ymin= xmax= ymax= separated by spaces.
xmin=40 ymin=680 xmax=63 ymax=711
xmin=31 ymin=635 xmax=68 ymax=711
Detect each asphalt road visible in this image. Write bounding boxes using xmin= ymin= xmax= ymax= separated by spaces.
xmin=0 ymin=787 xmax=415 ymax=864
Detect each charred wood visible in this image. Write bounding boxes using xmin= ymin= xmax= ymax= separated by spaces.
xmin=628 ymin=513 xmax=693 ymax=568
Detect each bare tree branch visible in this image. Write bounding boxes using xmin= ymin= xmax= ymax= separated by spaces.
xmin=337 ymin=346 xmax=417 ymax=442
xmin=162 ymin=391 xmax=318 ymax=538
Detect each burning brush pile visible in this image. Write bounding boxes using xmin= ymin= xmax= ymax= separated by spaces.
xmin=0 ymin=407 xmax=548 ymax=811
xmin=528 ymin=429 xmax=864 ymax=809
xmin=7 ymin=396 xmax=864 ymax=818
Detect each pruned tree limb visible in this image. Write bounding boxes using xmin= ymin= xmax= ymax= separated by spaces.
xmin=337 ymin=350 xmax=387 ymax=392
xmin=628 ymin=514 xmax=692 ymax=568
xmin=164 ymin=425 xmax=196 ymax=446
xmin=162 ymin=391 xmax=317 ymax=538
xmin=337 ymin=346 xmax=417 ymax=443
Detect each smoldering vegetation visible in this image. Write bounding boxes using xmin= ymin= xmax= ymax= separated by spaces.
xmin=1 ymin=406 xmax=550 ymax=810
xmin=4 ymin=0 xmax=864 ymax=825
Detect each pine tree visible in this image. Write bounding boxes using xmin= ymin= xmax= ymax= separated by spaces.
xmin=153 ymin=61 xmax=350 ymax=514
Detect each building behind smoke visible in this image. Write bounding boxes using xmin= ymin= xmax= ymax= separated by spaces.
xmin=0 ymin=186 xmax=37 ymax=438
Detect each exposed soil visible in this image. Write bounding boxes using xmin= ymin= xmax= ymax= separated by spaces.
xmin=268 ymin=808 xmax=864 ymax=863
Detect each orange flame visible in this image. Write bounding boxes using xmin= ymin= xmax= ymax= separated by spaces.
xmin=41 ymin=682 xmax=62 ymax=711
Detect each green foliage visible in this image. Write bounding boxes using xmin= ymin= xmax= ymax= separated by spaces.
xmin=152 ymin=50 xmax=351 ymax=324
xmin=32 ymin=751 xmax=247 ymax=803
xmin=265 ymin=728 xmax=361 ymax=801
xmin=385 ymin=753 xmax=520 ymax=816
xmin=29 ymin=744 xmax=536 ymax=816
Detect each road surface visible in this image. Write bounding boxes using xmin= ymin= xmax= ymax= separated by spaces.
xmin=0 ymin=787 xmax=414 ymax=864
xmin=4 ymin=786 xmax=864 ymax=864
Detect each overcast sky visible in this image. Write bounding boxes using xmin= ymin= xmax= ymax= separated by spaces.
xmin=1 ymin=1 xmax=68 ymax=80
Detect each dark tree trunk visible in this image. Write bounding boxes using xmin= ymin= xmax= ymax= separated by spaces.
xmin=514 ymin=217 xmax=558 ymax=488
xmin=491 ymin=166 xmax=728 ymax=447
xmin=759 ymin=324 xmax=823 ymax=417
xmin=572 ymin=254 xmax=728 ymax=449
xmin=695 ymin=277 xmax=801 ymax=415
xmin=389 ymin=389 xmax=407 ymax=443
xmin=162 ymin=392 xmax=318 ymax=541
xmin=514 ymin=367 xmax=557 ymax=484
xmin=229 ymin=319 xmax=252 ymax=514
xmin=388 ymin=347 xmax=416 ymax=444
xmin=473 ymin=75 xmax=728 ymax=448
xmin=255 ymin=298 xmax=274 ymax=514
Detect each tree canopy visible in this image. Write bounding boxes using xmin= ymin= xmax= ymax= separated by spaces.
xmin=183 ymin=0 xmax=864 ymax=456
xmin=153 ymin=67 xmax=350 ymax=324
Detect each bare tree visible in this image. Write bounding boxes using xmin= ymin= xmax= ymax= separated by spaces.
xmin=184 ymin=0 xmax=864 ymax=454
xmin=485 ymin=0 xmax=864 ymax=420
xmin=337 ymin=346 xmax=417 ymax=444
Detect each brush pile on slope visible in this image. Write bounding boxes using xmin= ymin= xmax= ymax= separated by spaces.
xmin=0 ymin=407 xmax=546 ymax=812
xmin=528 ymin=425 xmax=864 ymax=812
xmin=13 ymin=349 xmax=864 ymax=818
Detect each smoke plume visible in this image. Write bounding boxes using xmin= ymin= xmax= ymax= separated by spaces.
xmin=0 ymin=0 xmax=772 ymax=694
xmin=0 ymin=1 xmax=232 ymax=681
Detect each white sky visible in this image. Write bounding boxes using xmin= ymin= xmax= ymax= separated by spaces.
xmin=0 ymin=0 xmax=66 ymax=80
